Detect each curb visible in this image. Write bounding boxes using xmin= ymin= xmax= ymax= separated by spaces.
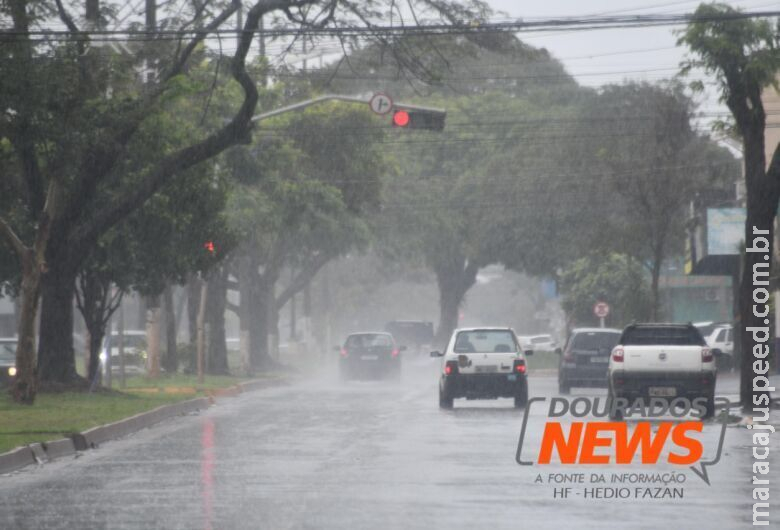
xmin=0 ymin=446 xmax=36 ymax=475
xmin=78 ymin=397 xmax=211 ymax=449
xmin=0 ymin=377 xmax=287 ymax=476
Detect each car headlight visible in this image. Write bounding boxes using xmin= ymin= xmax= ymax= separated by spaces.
xmin=99 ymin=352 xmax=107 ymax=363
xmin=8 ymin=366 xmax=17 ymax=377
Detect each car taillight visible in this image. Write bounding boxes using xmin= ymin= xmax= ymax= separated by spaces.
xmin=612 ymin=348 xmax=624 ymax=362
xmin=701 ymin=348 xmax=712 ymax=363
xmin=444 ymin=360 xmax=458 ymax=375
xmin=340 ymin=347 xmax=348 ymax=358
xmin=513 ymin=359 xmax=526 ymax=374
xmin=391 ymin=348 xmax=399 ymax=357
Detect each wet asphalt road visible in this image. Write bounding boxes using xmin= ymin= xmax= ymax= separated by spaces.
xmin=1 ymin=359 xmax=778 ymax=530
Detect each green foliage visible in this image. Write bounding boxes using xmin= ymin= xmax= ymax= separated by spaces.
xmin=678 ymin=3 xmax=779 ymax=102
xmin=559 ymin=254 xmax=652 ymax=328
xmin=573 ymin=81 xmax=737 ymax=265
xmin=226 ymin=101 xmax=388 ymax=273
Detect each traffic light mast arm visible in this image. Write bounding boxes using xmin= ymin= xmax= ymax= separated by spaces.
xmin=251 ymin=94 xmax=445 ymax=125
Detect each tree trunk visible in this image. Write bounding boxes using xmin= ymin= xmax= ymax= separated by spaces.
xmin=162 ymin=285 xmax=178 ymax=373
xmin=38 ymin=261 xmax=80 ymax=384
xmin=187 ymin=275 xmax=201 ymax=345
xmin=246 ymin=272 xmax=277 ymax=370
xmin=12 ymin=250 xmax=40 ymax=403
xmin=739 ymin=131 xmax=778 ymax=412
xmin=146 ymin=295 xmax=161 ymax=378
xmin=236 ymin=260 xmax=253 ymax=376
xmin=435 ymin=285 xmax=462 ymax=350
xmin=649 ymin=251 xmax=662 ymax=322
xmin=433 ymin=259 xmax=479 ymax=348
xmin=86 ymin=324 xmax=105 ymax=387
xmin=206 ymin=268 xmax=229 ymax=375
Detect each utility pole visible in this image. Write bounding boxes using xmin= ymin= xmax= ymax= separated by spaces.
xmin=289 ymin=269 xmax=297 ymax=341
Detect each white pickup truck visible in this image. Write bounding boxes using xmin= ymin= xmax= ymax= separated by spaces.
xmin=608 ymin=323 xmax=716 ymax=419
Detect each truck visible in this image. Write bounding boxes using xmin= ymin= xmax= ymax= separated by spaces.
xmin=607 ymin=323 xmax=716 ymax=420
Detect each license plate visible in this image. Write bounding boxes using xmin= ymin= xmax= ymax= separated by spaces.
xmin=475 ymin=365 xmax=497 ymax=373
xmin=360 ymin=355 xmax=379 ymax=361
xmin=590 ymin=357 xmax=609 ymax=363
xmin=507 ymin=374 xmax=517 ymax=381
xmin=649 ymin=386 xmax=677 ymax=397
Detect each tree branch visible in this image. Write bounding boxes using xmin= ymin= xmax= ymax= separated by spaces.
xmin=275 ymin=252 xmax=330 ymax=309
xmin=0 ymin=216 xmax=27 ymax=260
xmin=70 ymin=0 xmax=318 ymax=257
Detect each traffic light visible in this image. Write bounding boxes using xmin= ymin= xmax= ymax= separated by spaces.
xmin=391 ymin=108 xmax=446 ymax=131
xmin=204 ymin=240 xmax=216 ymax=254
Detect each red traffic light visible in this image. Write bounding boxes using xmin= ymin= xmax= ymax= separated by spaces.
xmin=392 ymin=110 xmax=410 ymax=127
xmin=204 ymin=241 xmax=216 ymax=254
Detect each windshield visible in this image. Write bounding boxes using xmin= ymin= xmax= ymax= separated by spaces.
xmin=106 ymin=335 xmax=147 ymax=351
xmin=453 ymin=330 xmax=517 ymax=353
xmin=570 ymin=332 xmax=620 ymax=351
xmin=621 ymin=327 xmax=706 ymax=346
xmin=346 ymin=334 xmax=393 ymax=348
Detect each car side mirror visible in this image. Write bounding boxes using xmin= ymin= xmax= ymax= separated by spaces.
xmin=430 ymin=350 xmax=444 ymax=358
xmin=524 ymin=349 xmax=534 ymax=356
xmin=554 ymin=347 xmax=562 ymax=355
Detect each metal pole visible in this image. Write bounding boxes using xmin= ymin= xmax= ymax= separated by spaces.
xmin=197 ymin=277 xmax=208 ymax=385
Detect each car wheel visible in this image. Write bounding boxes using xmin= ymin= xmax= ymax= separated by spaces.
xmin=558 ymin=377 xmax=571 ymax=395
xmin=439 ymin=388 xmax=454 ymax=409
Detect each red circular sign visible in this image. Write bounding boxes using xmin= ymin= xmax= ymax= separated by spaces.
xmin=593 ymin=302 xmax=610 ymax=318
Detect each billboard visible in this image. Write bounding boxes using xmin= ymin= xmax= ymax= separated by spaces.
xmin=706 ymin=207 xmax=745 ymax=256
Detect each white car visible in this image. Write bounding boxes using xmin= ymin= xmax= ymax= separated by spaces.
xmin=431 ymin=327 xmax=532 ymax=409
xmin=100 ymin=331 xmax=148 ymax=377
xmin=518 ymin=334 xmax=557 ymax=353
xmin=705 ymin=325 xmax=734 ymax=371
xmin=608 ymin=323 xmax=716 ymax=420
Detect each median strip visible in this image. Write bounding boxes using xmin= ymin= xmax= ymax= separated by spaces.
xmin=0 ymin=375 xmax=288 ymax=476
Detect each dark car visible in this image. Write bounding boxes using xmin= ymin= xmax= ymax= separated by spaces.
xmin=557 ymin=328 xmax=621 ymax=394
xmin=0 ymin=338 xmax=18 ymax=387
xmin=338 ymin=332 xmax=404 ymax=381
xmin=384 ymin=321 xmax=434 ymax=354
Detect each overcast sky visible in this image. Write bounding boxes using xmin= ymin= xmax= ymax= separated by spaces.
xmin=484 ymin=0 xmax=777 ymax=123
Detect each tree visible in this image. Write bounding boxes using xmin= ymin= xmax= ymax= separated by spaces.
xmin=576 ymin=82 xmax=737 ymax=319
xmin=0 ymin=0 xmax=487 ymax=400
xmin=679 ymin=3 xmax=780 ymax=410
xmin=558 ymin=253 xmax=652 ymax=328
xmin=225 ymin=103 xmax=384 ymax=369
